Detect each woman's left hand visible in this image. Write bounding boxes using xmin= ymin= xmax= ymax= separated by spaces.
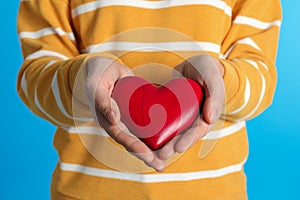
xmin=158 ymin=55 xmax=225 ymax=160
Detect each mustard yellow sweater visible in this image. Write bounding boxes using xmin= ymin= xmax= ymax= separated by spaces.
xmin=17 ymin=0 xmax=281 ymax=199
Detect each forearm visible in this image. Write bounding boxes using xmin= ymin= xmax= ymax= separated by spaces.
xmin=218 ymin=0 xmax=281 ymax=122
xmin=220 ymin=57 xmax=277 ymax=121
xmin=18 ymin=55 xmax=91 ymax=126
xmin=17 ymin=0 xmax=121 ymax=127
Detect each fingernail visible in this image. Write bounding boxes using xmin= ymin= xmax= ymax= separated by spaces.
xmin=107 ymin=111 xmax=116 ymax=124
xmin=176 ymin=146 xmax=187 ymax=154
xmin=179 ymin=146 xmax=188 ymax=153
xmin=155 ymin=163 xmax=165 ymax=172
xmin=156 ymin=166 xmax=165 ymax=173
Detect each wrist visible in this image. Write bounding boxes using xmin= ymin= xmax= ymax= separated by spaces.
xmin=85 ymin=53 xmax=125 ymax=74
xmin=188 ymin=55 xmax=225 ymax=77
xmin=86 ymin=56 xmax=114 ymax=73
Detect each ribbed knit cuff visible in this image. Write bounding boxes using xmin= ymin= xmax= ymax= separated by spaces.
xmin=219 ymin=59 xmax=240 ymax=104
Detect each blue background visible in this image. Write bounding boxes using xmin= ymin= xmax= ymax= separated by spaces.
xmin=1 ymin=1 xmax=299 ymax=199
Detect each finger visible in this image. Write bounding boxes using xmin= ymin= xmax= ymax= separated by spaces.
xmin=113 ymin=128 xmax=165 ymax=172
xmin=96 ymin=110 xmax=165 ymax=171
xmin=171 ymin=61 xmax=186 ymax=79
xmin=201 ymin=71 xmax=225 ymax=124
xmin=146 ymin=154 xmax=166 ymax=172
xmin=110 ymin=61 xmax=135 ymax=79
xmin=175 ymin=117 xmax=210 ymax=153
xmin=158 ymin=134 xmax=182 ymax=160
xmin=120 ymin=67 xmax=135 ymax=78
xmin=96 ymin=64 xmax=134 ymax=124
xmin=181 ymin=56 xmax=224 ymax=124
xmin=181 ymin=56 xmax=210 ymax=84
xmin=94 ymin=87 xmax=117 ymax=124
xmin=85 ymin=70 xmax=117 ymax=124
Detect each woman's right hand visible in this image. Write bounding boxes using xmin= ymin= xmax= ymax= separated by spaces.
xmin=85 ymin=56 xmax=165 ymax=172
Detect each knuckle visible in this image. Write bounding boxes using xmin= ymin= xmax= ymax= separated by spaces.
xmin=97 ymin=101 xmax=110 ymax=112
xmin=127 ymin=139 xmax=142 ymax=152
xmin=109 ymin=128 xmax=129 ymax=146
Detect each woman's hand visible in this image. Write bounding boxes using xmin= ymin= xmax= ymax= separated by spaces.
xmin=158 ymin=55 xmax=225 ymax=160
xmin=85 ymin=56 xmax=166 ymax=171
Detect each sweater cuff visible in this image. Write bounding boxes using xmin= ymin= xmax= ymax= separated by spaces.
xmin=219 ymin=59 xmax=240 ymax=104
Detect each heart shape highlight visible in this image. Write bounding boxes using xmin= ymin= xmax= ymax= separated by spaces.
xmin=112 ymin=76 xmax=204 ymax=150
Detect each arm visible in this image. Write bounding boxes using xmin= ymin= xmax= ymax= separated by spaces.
xmin=17 ymin=0 xmax=117 ymax=126
xmin=159 ymin=0 xmax=282 ymax=159
xmin=17 ymin=0 xmax=165 ymax=171
xmin=220 ymin=0 xmax=282 ymax=121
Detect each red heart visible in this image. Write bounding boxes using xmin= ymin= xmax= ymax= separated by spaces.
xmin=112 ymin=76 xmax=204 ymax=150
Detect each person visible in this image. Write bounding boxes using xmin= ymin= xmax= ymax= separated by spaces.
xmin=17 ymin=0 xmax=282 ymax=199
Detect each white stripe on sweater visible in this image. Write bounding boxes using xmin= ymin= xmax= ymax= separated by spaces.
xmin=25 ymin=50 xmax=69 ymax=60
xmin=237 ymin=37 xmax=261 ymax=51
xmin=61 ymin=125 xmax=109 ymax=137
xmin=60 ymin=160 xmax=246 ymax=183
xmin=62 ymin=121 xmax=245 ymax=140
xmin=202 ymin=121 xmax=246 ymax=140
xmin=33 ymin=61 xmax=68 ymax=126
xmin=51 ymin=72 xmax=93 ymax=122
xmin=222 ymin=37 xmax=261 ymax=59
xmin=72 ymin=0 xmax=232 ymax=18
xmin=234 ymin=16 xmax=281 ymax=30
xmin=21 ymin=72 xmax=28 ymax=98
xmin=19 ymin=27 xmax=75 ymax=41
xmin=258 ymin=61 xmax=269 ymax=71
xmin=228 ymin=78 xmax=251 ymax=115
xmin=240 ymin=60 xmax=267 ymax=120
xmin=84 ymin=42 xmax=221 ymax=54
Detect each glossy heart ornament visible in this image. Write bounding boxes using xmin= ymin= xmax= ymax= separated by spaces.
xmin=112 ymin=76 xmax=204 ymax=150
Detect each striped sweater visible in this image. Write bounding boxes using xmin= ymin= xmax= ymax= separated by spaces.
xmin=17 ymin=0 xmax=282 ymax=199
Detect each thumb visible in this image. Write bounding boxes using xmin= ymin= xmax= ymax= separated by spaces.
xmin=171 ymin=61 xmax=186 ymax=79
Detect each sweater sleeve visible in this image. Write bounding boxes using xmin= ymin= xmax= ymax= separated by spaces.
xmin=219 ymin=0 xmax=282 ymax=121
xmin=17 ymin=0 xmax=119 ymax=127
